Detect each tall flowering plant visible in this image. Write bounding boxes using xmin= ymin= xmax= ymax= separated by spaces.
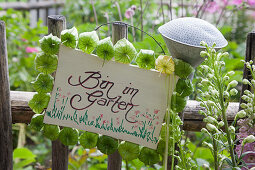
xmin=235 ymin=61 xmax=255 ymax=169
xmin=196 ymin=42 xmax=255 ymax=169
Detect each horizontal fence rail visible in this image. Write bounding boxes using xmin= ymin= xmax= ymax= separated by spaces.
xmin=10 ymin=91 xmax=238 ymax=132
xmin=0 ymin=1 xmax=64 ymax=10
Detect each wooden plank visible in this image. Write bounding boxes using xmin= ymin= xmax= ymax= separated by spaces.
xmin=0 ymin=20 xmax=13 ymax=170
xmin=47 ymin=15 xmax=68 ymax=170
xmin=107 ymin=21 xmax=128 ymax=170
xmin=0 ymin=1 xmax=65 ymax=10
xmin=10 ymin=91 xmax=237 ymax=131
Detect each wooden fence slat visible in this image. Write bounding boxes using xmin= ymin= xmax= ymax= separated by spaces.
xmin=0 ymin=20 xmax=13 ymax=170
xmin=106 ymin=22 xmax=128 ymax=170
xmin=239 ymin=32 xmax=255 ymax=107
xmin=47 ymin=15 xmax=68 ymax=170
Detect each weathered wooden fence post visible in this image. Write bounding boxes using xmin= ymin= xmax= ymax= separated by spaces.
xmin=240 ymin=32 xmax=255 ymax=106
xmin=0 ymin=20 xmax=13 ymax=170
xmin=47 ymin=15 xmax=69 ymax=170
xmin=107 ymin=21 xmax=128 ymax=170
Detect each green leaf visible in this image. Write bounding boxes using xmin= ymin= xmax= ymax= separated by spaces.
xmin=32 ymin=73 xmax=54 ymax=93
xmin=138 ymin=147 xmax=159 ymax=165
xmin=175 ymin=79 xmax=194 ymax=97
xmin=135 ymin=49 xmax=155 ymax=69
xmin=114 ymin=38 xmax=137 ymax=64
xmin=174 ymin=58 xmax=194 ymax=78
xmin=28 ymin=93 xmax=50 ymax=114
xmin=14 ymin=159 xmax=35 ymax=170
xmin=34 ymin=53 xmax=58 ymax=74
xmin=171 ymin=93 xmax=187 ymax=113
xmin=78 ymin=31 xmax=99 ymax=54
xmin=13 ymin=148 xmax=36 ymax=159
xmin=96 ymin=37 xmax=114 ymax=61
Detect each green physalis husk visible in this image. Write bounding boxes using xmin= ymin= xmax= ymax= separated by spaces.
xmin=39 ymin=33 xmax=61 ymax=55
xmin=61 ymin=27 xmax=78 ymax=49
xmin=138 ymin=147 xmax=160 ymax=165
xmin=35 ymin=53 xmax=58 ymax=74
xmin=58 ymin=127 xmax=79 ymax=146
xmin=175 ymin=79 xmax=194 ymax=97
xmin=32 ymin=73 xmax=54 ymax=93
xmin=155 ymin=55 xmax=175 ymax=74
xmin=96 ymin=37 xmax=114 ymax=61
xmin=135 ymin=49 xmax=155 ymax=69
xmin=79 ymin=131 xmax=99 ymax=149
xmin=43 ymin=124 xmax=60 ymax=141
xmin=97 ymin=135 xmax=118 ymax=155
xmin=28 ymin=93 xmax=50 ymax=114
xmin=29 ymin=114 xmax=44 ymax=131
xmin=171 ymin=92 xmax=187 ymax=113
xmin=114 ymin=38 xmax=137 ymax=64
xmin=174 ymin=58 xmax=194 ymax=78
xmin=118 ymin=141 xmax=140 ymax=161
xmin=78 ymin=31 xmax=99 ymax=54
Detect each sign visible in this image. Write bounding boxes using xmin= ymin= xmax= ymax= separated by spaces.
xmin=44 ymin=45 xmax=176 ymax=149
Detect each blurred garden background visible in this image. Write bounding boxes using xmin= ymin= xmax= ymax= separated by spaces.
xmin=1 ymin=0 xmax=255 ymax=169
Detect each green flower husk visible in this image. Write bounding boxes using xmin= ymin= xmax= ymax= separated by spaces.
xmin=29 ymin=114 xmax=44 ymax=131
xmin=61 ymin=27 xmax=78 ymax=49
xmin=118 ymin=141 xmax=140 ymax=161
xmin=35 ymin=53 xmax=58 ymax=74
xmin=32 ymin=73 xmax=54 ymax=93
xmin=96 ymin=37 xmax=114 ymax=61
xmin=58 ymin=127 xmax=79 ymax=146
xmin=39 ymin=33 xmax=61 ymax=55
xmin=175 ymin=79 xmax=194 ymax=97
xmin=78 ymin=31 xmax=99 ymax=54
xmin=114 ymin=38 xmax=137 ymax=64
xmin=171 ymin=92 xmax=187 ymax=113
xmin=97 ymin=135 xmax=118 ymax=155
xmin=43 ymin=124 xmax=60 ymax=141
xmin=79 ymin=131 xmax=99 ymax=149
xmin=28 ymin=93 xmax=50 ymax=114
xmin=135 ymin=49 xmax=155 ymax=69
xmin=174 ymin=58 xmax=194 ymax=79
xmin=138 ymin=147 xmax=160 ymax=165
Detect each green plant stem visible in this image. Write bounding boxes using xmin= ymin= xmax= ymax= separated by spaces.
xmin=126 ymin=160 xmax=129 ymax=170
xmin=212 ymin=137 xmax=218 ymax=170
xmin=171 ymin=113 xmax=176 ymax=170
xmin=140 ymin=0 xmax=143 ymax=41
xmin=216 ymin=75 xmax=237 ymax=167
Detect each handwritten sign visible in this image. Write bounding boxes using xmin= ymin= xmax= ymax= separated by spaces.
xmin=44 ymin=45 xmax=176 ymax=149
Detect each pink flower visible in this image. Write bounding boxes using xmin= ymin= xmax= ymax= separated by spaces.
xmin=26 ymin=47 xmax=38 ymax=53
xmin=230 ymin=0 xmax=243 ymax=5
xmin=125 ymin=8 xmax=135 ymax=19
xmin=205 ymin=1 xmax=220 ymax=13
xmin=131 ymin=5 xmax=136 ymax=11
xmin=248 ymin=0 xmax=255 ymax=6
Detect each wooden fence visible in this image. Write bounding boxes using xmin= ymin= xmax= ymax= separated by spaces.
xmin=0 ymin=0 xmax=64 ymax=27
xmin=1 ymin=14 xmax=253 ymax=170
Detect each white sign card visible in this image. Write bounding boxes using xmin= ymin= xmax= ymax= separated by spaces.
xmin=44 ymin=45 xmax=176 ymax=149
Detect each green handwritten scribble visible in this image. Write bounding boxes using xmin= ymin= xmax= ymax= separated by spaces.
xmin=46 ymin=91 xmax=159 ymax=144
